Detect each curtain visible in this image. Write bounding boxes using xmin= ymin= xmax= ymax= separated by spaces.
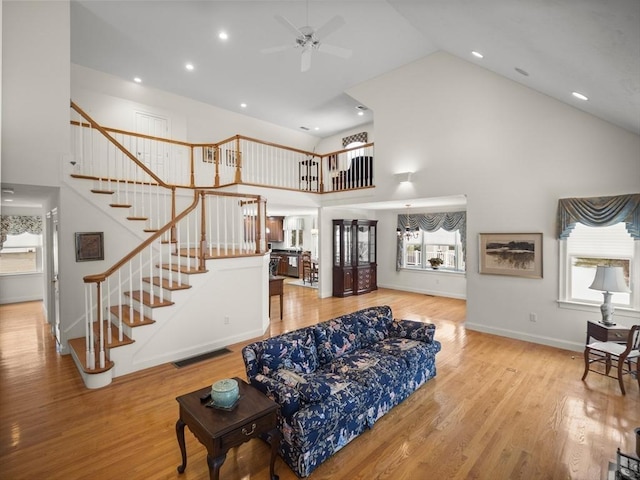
xmin=557 ymin=193 xmax=640 ymax=239
xmin=0 ymin=215 xmax=43 ymax=247
xmin=396 ymin=211 xmax=466 ymax=270
xmin=283 ymin=216 xmax=305 ymax=230
xmin=342 ymin=132 xmax=368 ymax=148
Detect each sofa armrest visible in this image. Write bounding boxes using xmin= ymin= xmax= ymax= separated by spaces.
xmin=249 ymin=374 xmax=301 ymax=419
xmin=389 ymin=319 xmax=436 ymax=344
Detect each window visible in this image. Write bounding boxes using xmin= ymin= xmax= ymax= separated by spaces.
xmin=0 ymin=232 xmax=43 ymax=274
xmin=288 ymin=229 xmax=303 ymax=248
xmin=561 ymin=223 xmax=637 ymax=310
xmin=401 ymin=228 xmax=465 ymax=272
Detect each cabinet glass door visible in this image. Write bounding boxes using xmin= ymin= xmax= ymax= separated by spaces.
xmin=334 ymin=224 xmax=341 ymax=266
xmin=344 ymin=225 xmax=352 ymax=266
xmin=369 ymin=225 xmax=376 ymax=263
xmin=357 ymin=225 xmax=369 ymax=265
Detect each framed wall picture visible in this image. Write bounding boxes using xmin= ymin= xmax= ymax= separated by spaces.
xmin=478 ymin=232 xmax=542 ymax=278
xmin=225 ymin=149 xmax=237 ymax=167
xmin=75 ymin=232 xmax=104 ymax=262
xmin=203 ymin=146 xmax=215 ymax=163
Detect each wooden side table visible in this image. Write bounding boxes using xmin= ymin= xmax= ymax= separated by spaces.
xmin=586 ymin=320 xmax=630 ymax=344
xmin=176 ymin=377 xmax=280 ymax=480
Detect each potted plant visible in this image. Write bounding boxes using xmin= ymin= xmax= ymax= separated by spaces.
xmin=428 ymin=257 xmax=443 ymax=269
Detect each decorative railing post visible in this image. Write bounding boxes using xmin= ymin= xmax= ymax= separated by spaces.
xmin=199 ymin=190 xmax=207 ymax=272
xmin=214 ymin=146 xmax=220 ymax=187
xmin=234 ymin=136 xmax=242 ymax=184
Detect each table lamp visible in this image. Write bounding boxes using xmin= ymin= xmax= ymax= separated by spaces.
xmin=588 ymin=265 xmax=630 ymax=326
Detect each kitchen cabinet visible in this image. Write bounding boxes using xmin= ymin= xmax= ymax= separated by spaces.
xmin=271 ymin=251 xmax=300 ymax=278
xmin=332 ymin=219 xmax=377 ymax=297
xmin=266 ymin=216 xmax=284 ymax=242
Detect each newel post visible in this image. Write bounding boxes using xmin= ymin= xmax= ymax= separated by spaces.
xmin=234 ymin=136 xmax=242 ymax=184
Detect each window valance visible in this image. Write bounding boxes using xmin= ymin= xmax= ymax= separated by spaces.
xmin=557 ymin=193 xmax=640 ymax=239
xmin=0 ymin=215 xmax=43 ymax=247
xmin=396 ymin=211 xmax=466 ymax=271
xmin=283 ymin=216 xmax=305 ymax=230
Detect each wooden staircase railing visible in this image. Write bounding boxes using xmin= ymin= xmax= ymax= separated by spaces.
xmin=67 ymin=100 xmax=374 ymax=383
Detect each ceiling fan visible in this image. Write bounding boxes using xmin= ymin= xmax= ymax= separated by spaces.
xmin=261 ymin=1 xmax=352 ymax=72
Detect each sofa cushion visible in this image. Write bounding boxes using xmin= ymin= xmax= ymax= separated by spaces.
xmin=356 ymin=306 xmax=394 ymax=347
xmin=274 ymin=369 xmax=332 ymax=403
xmin=313 ymin=314 xmax=362 ymax=364
xmin=322 ymin=349 xmax=407 ymax=394
xmin=260 ymin=328 xmax=318 ymax=374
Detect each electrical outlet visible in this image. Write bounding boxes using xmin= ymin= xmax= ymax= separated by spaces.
xmin=529 ymin=313 xmax=537 ymax=322
xmin=224 ymin=316 xmax=230 ymax=325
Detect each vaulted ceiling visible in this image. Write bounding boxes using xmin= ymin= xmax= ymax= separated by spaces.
xmin=70 ymin=0 xmax=640 ymax=138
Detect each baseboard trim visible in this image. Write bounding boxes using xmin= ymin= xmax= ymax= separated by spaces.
xmin=464 ymin=322 xmax=584 ymax=352
xmin=377 ymin=283 xmax=466 ymax=300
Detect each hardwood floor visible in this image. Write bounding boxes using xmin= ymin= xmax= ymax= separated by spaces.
xmin=1 ymin=286 xmax=638 ymax=479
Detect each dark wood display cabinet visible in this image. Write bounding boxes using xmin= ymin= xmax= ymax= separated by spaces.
xmin=332 ymin=219 xmax=377 ymax=297
xmin=266 ymin=216 xmax=284 ymax=242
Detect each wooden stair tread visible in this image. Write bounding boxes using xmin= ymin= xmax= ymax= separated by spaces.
xmin=68 ymin=337 xmax=115 ymax=374
xmin=92 ymin=320 xmax=134 ymax=348
xmin=126 ymin=216 xmax=148 ymax=221
xmin=143 ymin=228 xmax=159 ymax=233
xmin=91 ymin=189 xmax=114 ymax=195
xmin=109 ymin=305 xmax=155 ymax=327
xmin=159 ymin=263 xmax=208 ymax=274
xmin=143 ymin=276 xmax=191 ymax=291
xmin=110 ymin=203 xmax=132 ymax=208
xmin=124 ymin=290 xmax=174 ymax=308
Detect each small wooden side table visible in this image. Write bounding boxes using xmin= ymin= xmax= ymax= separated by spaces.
xmin=269 ymin=276 xmax=285 ymax=320
xmin=176 ymin=377 xmax=280 ymax=480
xmin=586 ymin=320 xmax=630 ymax=344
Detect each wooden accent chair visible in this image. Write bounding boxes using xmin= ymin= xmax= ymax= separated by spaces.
xmin=301 ymin=251 xmax=318 ymax=285
xmin=582 ymin=324 xmax=640 ymax=395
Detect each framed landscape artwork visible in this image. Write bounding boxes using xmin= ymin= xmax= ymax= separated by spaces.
xmin=478 ymin=233 xmax=543 ymax=278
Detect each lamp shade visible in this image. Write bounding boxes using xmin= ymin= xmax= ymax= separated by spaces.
xmin=588 ymin=266 xmax=630 ymax=293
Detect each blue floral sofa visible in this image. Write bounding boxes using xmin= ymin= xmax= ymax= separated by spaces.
xmin=242 ymin=305 xmax=441 ymax=477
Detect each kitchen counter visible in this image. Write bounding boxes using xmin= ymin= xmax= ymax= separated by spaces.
xmin=270 ymin=251 xmax=301 ymax=278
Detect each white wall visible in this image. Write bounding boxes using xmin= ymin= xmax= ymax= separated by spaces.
xmin=2 ymin=1 xmax=70 ymax=187
xmin=347 ymin=51 xmax=640 ymax=351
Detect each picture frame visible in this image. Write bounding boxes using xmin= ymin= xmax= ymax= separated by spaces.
xmin=203 ymin=146 xmax=215 ymax=164
xmin=75 ymin=232 xmax=104 ymax=262
xmin=478 ymin=232 xmax=542 ymax=278
xmin=225 ymin=149 xmax=237 ymax=167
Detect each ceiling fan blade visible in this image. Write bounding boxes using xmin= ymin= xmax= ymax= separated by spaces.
xmin=261 ymin=44 xmax=293 ymax=54
xmin=314 ymin=15 xmax=345 ymax=40
xmin=317 ymin=43 xmax=352 ymax=59
xmin=301 ymin=47 xmax=312 ymax=72
xmin=275 ymin=15 xmax=305 ymax=38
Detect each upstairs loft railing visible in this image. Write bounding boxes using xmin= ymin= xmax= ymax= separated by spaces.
xmin=70 ymin=101 xmax=375 ymax=196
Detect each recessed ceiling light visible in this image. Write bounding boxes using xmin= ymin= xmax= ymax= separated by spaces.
xmin=240 ymin=103 xmax=247 ymax=108
xmin=471 ymin=51 xmax=484 ymax=59
xmin=299 ymin=126 xmax=310 ymax=131
xmin=133 ymin=77 xmax=142 ymax=83
xmin=2 ymin=188 xmax=14 ymax=194
xmin=314 ymin=127 xmax=320 ymax=131
xmin=515 ymin=67 xmax=529 ymax=76
xmin=185 ymin=63 xmax=194 ymax=71
xmin=4 ymin=198 xmax=13 ymax=202
xmin=219 ymin=31 xmax=228 ymax=40
xmin=572 ymin=91 xmax=589 ymax=101
xmin=357 ymin=111 xmax=364 ymax=116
